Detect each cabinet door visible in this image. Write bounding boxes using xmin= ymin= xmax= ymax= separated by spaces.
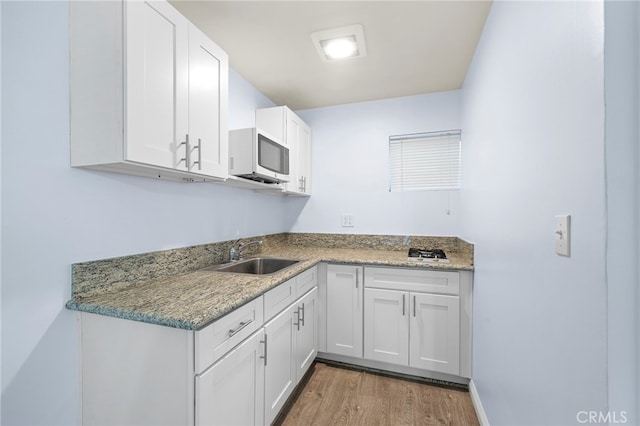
xmin=188 ymin=24 xmax=228 ymax=179
xmin=297 ymin=123 xmax=312 ymax=194
xmin=264 ymin=304 xmax=297 ymax=425
xmin=364 ymin=288 xmax=409 ymax=365
xmin=295 ymin=287 xmax=318 ymax=380
xmin=256 ymin=106 xmax=287 ymax=145
xmin=195 ymin=329 xmax=265 ymax=426
xmin=284 ymin=113 xmax=312 ymax=195
xmin=284 ymin=114 xmax=300 ymax=192
xmin=326 ymin=265 xmax=363 ymax=357
xmin=409 ymin=293 xmax=460 ymax=375
xmin=125 ymin=1 xmax=189 ymax=169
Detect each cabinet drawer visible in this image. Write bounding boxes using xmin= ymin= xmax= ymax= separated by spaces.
xmin=296 ymin=266 xmax=317 ymax=296
xmin=364 ymin=267 xmax=459 ymax=295
xmin=264 ymin=278 xmax=297 ymax=321
xmin=195 ymin=296 xmax=264 ymax=373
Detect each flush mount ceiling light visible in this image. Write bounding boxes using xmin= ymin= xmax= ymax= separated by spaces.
xmin=310 ymin=24 xmax=367 ymax=62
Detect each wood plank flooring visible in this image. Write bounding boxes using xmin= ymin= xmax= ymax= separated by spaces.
xmin=276 ymin=363 xmax=479 ymax=426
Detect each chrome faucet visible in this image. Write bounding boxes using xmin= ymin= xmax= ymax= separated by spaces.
xmin=227 ymin=239 xmax=241 ymax=262
xmin=237 ymin=240 xmax=262 ymax=260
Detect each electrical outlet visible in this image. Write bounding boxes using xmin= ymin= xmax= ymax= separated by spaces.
xmin=341 ymin=214 xmax=354 ymax=227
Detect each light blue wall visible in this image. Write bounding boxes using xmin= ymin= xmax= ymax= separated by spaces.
xmin=292 ymin=91 xmax=462 ymax=236
xmin=229 ymin=67 xmax=275 ymax=130
xmin=604 ymin=1 xmax=639 ymax=423
xmin=0 ymin=1 xmax=3 ymax=423
xmin=0 ymin=2 xmax=285 ymax=424
xmin=461 ymin=2 xmax=608 ymax=425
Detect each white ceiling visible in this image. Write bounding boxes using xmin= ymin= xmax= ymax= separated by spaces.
xmin=170 ymin=1 xmax=493 ymax=111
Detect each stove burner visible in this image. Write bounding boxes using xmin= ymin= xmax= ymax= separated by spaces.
xmin=408 ymin=248 xmax=449 ymax=263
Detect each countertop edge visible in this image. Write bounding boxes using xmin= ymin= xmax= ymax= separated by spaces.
xmin=66 ymin=256 xmax=473 ymax=331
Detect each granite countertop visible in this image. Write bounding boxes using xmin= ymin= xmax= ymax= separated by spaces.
xmin=67 ymin=235 xmax=473 ymax=331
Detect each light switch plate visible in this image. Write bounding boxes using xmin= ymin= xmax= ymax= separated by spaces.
xmin=555 ymin=214 xmax=571 ymax=256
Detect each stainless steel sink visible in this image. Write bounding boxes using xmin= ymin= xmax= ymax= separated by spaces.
xmin=203 ymin=257 xmax=300 ymax=275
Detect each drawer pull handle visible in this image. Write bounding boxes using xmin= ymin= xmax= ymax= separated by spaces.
xmin=294 ymin=309 xmax=300 ymax=331
xmin=260 ymin=334 xmax=268 ymax=366
xmin=177 ymin=134 xmax=190 ymax=168
xmin=402 ymin=294 xmax=406 ymax=316
xmin=227 ymin=319 xmax=253 ymax=337
xmin=300 ymin=302 xmax=305 ymax=326
xmin=413 ymin=295 xmax=416 ymax=317
xmin=191 ymin=138 xmax=202 ymax=170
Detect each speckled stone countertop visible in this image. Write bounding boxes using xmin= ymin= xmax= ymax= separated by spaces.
xmin=66 ymin=233 xmax=473 ymax=331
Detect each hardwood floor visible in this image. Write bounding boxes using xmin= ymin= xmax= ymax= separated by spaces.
xmin=276 ymin=362 xmax=480 ymax=426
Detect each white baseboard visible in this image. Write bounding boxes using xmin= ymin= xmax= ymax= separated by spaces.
xmin=469 ymin=379 xmax=490 ymax=426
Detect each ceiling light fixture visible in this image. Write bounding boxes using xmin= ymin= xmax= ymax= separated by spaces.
xmin=310 ymin=24 xmax=367 ymax=62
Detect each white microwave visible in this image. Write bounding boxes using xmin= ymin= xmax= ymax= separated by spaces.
xmin=229 ymin=128 xmax=290 ymax=183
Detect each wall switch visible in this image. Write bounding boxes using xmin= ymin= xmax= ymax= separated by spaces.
xmin=555 ymin=214 xmax=571 ymax=257
xmin=341 ymin=214 xmax=354 ymax=227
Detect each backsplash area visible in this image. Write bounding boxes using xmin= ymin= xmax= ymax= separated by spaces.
xmin=283 ymin=233 xmax=472 ymax=254
xmin=71 ymin=233 xmax=473 ymax=299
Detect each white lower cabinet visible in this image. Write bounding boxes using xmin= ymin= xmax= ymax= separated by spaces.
xmin=410 ymin=292 xmax=460 ymax=373
xmin=196 ymin=329 xmax=265 ymax=426
xmin=78 ymin=266 xmax=318 ymax=426
xmin=326 ymin=264 xmax=364 ymax=357
xmin=364 ymin=288 xmax=460 ymax=375
xmin=264 ymin=287 xmax=318 ymax=425
xmin=79 ymin=312 xmax=195 ymax=426
xmin=322 ymin=265 xmax=472 ymax=381
xmin=295 ymin=288 xmax=318 ymax=380
xmin=193 ymin=296 xmax=266 ymax=426
xmin=264 ymin=303 xmax=297 ymax=424
xmin=364 ymin=288 xmax=409 ymax=365
xmin=78 ymin=262 xmax=471 ymax=424
xmin=363 ymin=267 xmax=468 ymax=378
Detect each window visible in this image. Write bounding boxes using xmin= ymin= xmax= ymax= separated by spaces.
xmin=389 ymin=130 xmax=461 ymax=192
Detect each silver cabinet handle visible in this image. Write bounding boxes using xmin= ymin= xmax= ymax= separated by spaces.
xmin=299 ymin=177 xmax=304 ymax=191
xmin=413 ymin=295 xmax=416 ymax=317
xmin=402 ymin=294 xmax=406 ymax=316
xmin=294 ymin=309 xmax=300 ymax=331
xmin=177 ymin=134 xmax=189 ymax=168
xmin=191 ymin=138 xmax=202 ymax=170
xmin=259 ymin=334 xmax=268 ymax=366
xmin=356 ymin=268 xmax=359 ymax=289
xmin=300 ymin=303 xmax=305 ymax=327
xmin=227 ymin=319 xmax=253 ymax=337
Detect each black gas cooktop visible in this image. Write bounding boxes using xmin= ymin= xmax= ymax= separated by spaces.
xmin=408 ymin=248 xmax=450 ymax=263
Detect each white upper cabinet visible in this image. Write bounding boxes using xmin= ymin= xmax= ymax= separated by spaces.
xmin=256 ymin=106 xmax=312 ymax=195
xmin=187 ymin=25 xmax=229 ymax=178
xmin=124 ymin=1 xmax=189 ymax=171
xmin=70 ymin=0 xmax=228 ymax=182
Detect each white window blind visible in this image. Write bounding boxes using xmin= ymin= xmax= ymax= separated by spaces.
xmin=389 ymin=130 xmax=461 ymax=192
